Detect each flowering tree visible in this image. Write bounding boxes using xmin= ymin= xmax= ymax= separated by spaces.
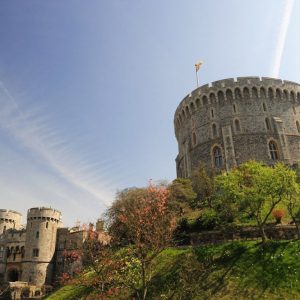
xmin=107 ymin=184 xmax=177 ymax=300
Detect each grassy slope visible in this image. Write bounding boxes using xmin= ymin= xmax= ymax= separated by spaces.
xmin=45 ymin=240 xmax=300 ymax=300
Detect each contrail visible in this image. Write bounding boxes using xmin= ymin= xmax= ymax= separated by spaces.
xmin=270 ymin=0 xmax=294 ymax=78
xmin=0 ymin=83 xmax=119 ymax=208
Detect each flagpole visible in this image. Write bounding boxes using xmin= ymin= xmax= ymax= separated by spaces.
xmin=196 ymin=68 xmax=199 ymax=88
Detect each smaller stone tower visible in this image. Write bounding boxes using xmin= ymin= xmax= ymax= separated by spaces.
xmin=0 ymin=209 xmax=22 ymax=234
xmin=22 ymin=207 xmax=62 ymax=286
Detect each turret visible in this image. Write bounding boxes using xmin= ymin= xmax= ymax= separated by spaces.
xmin=0 ymin=210 xmax=22 ymax=234
xmin=21 ymin=207 xmax=62 ymax=286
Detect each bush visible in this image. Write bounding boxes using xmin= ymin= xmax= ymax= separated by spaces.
xmin=195 ymin=209 xmax=220 ymax=230
xmin=272 ymin=209 xmax=285 ymax=224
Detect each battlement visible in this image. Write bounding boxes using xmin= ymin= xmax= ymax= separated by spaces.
xmin=0 ymin=209 xmax=22 ymax=222
xmin=27 ymin=207 xmax=61 ymax=222
xmin=174 ymin=76 xmax=300 ymax=127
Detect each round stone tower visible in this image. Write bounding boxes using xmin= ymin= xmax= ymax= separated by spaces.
xmin=0 ymin=210 xmax=22 ymax=234
xmin=22 ymin=207 xmax=62 ymax=286
xmin=174 ymin=77 xmax=300 ymax=177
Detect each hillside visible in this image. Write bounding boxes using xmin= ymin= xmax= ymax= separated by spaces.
xmin=45 ymin=240 xmax=300 ymax=300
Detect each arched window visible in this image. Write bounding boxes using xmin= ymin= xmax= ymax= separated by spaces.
xmin=269 ymin=141 xmax=279 ymax=160
xmin=252 ymin=87 xmax=258 ymax=98
xmin=202 ymin=95 xmax=208 ymax=105
xmin=283 ymin=90 xmax=288 ymax=100
xmin=36 ymin=231 xmax=39 ymax=239
xmin=185 ymin=106 xmax=190 ymax=117
xmin=212 ymin=123 xmax=217 ymax=138
xmin=265 ymin=118 xmax=271 ymax=131
xmin=190 ymin=102 xmax=195 ymax=112
xmin=235 ymin=88 xmax=242 ymax=100
xmin=46 ymin=222 xmax=49 ymax=229
xmin=296 ymin=121 xmax=300 ymax=133
xmin=211 ymin=108 xmax=214 ymax=118
xmin=213 ymin=146 xmax=223 ymax=168
xmin=192 ymin=132 xmax=197 ymax=146
xmin=234 ymin=119 xmax=241 ymax=132
xmin=260 ymin=87 xmax=266 ymax=98
xmin=209 ymin=93 xmax=216 ymax=104
xmin=218 ymin=90 xmax=225 ymax=104
xmin=276 ymin=89 xmax=281 ymax=100
xmin=268 ymin=88 xmax=274 ymax=99
xmin=243 ymin=87 xmax=250 ymax=99
xmin=291 ymin=91 xmax=296 ymax=102
xmin=226 ymin=89 xmax=233 ymax=101
xmin=263 ymin=102 xmax=267 ymax=112
xmin=297 ymin=93 xmax=300 ymax=102
xmin=196 ymin=98 xmax=200 ymax=107
xmin=182 ymin=110 xmax=186 ymax=119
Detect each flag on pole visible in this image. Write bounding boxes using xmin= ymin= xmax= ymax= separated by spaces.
xmin=195 ymin=61 xmax=203 ymax=72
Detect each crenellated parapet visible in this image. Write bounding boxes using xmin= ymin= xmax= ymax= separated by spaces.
xmin=174 ymin=77 xmax=300 ymax=178
xmin=0 ymin=210 xmax=22 ymax=233
xmin=27 ymin=207 xmax=61 ymax=223
xmin=174 ymin=77 xmax=300 ymax=136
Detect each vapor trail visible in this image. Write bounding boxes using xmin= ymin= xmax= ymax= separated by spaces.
xmin=270 ymin=0 xmax=294 ymax=78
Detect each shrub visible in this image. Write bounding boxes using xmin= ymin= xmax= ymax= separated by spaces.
xmin=195 ymin=209 xmax=220 ymax=230
xmin=272 ymin=209 xmax=285 ymax=224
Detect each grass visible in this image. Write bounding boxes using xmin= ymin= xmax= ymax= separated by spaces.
xmin=45 ymin=240 xmax=300 ymax=299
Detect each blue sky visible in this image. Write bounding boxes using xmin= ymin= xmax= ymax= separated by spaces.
xmin=0 ymin=0 xmax=299 ymax=225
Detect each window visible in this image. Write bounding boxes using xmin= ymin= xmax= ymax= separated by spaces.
xmin=212 ymin=124 xmax=217 ymax=138
xmin=192 ymin=132 xmax=197 ymax=146
xmin=226 ymin=89 xmax=233 ymax=101
xmin=265 ymin=118 xmax=271 ymax=131
xmin=296 ymin=121 xmax=300 ymax=133
xmin=235 ymin=88 xmax=242 ymax=100
xmin=234 ymin=119 xmax=241 ymax=132
xmin=260 ymin=87 xmax=266 ymax=98
xmin=276 ymin=89 xmax=281 ymax=100
xmin=269 ymin=141 xmax=279 ymax=160
xmin=213 ymin=147 xmax=223 ymax=168
xmin=252 ymin=87 xmax=258 ymax=98
xmin=46 ymin=222 xmax=48 ymax=229
xmin=36 ymin=231 xmax=39 ymax=239
xmin=268 ymin=88 xmax=274 ymax=99
xmin=243 ymin=87 xmax=250 ymax=99
xmin=263 ymin=102 xmax=267 ymax=112
xmin=32 ymin=248 xmax=39 ymax=257
xmin=233 ymin=104 xmax=237 ymax=113
xmin=3 ymin=226 xmax=6 ymax=233
xmin=211 ymin=109 xmax=214 ymax=118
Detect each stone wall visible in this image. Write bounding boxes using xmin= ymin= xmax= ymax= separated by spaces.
xmin=189 ymin=225 xmax=300 ymax=245
xmin=22 ymin=208 xmax=62 ymax=286
xmin=174 ymin=77 xmax=300 ymax=177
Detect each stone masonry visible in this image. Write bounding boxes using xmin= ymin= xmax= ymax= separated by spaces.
xmin=174 ymin=77 xmax=300 ymax=177
xmin=0 ymin=207 xmax=102 ymax=293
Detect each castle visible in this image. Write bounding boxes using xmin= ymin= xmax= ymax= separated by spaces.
xmin=0 ymin=207 xmax=99 ymax=297
xmin=174 ymin=77 xmax=300 ymax=176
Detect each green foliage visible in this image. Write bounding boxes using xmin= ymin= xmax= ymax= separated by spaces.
xmin=46 ymin=240 xmax=300 ymax=300
xmin=168 ymin=178 xmax=197 ymax=220
xmin=191 ymin=165 xmax=217 ymax=208
xmin=215 ymin=161 xmax=299 ymax=242
xmin=195 ymin=209 xmax=220 ymax=230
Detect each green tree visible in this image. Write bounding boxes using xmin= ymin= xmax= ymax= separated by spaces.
xmin=191 ymin=164 xmax=217 ymax=208
xmin=284 ymin=182 xmax=300 ymax=239
xmin=216 ymin=161 xmax=296 ymax=243
xmin=168 ymin=178 xmax=196 ymax=215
